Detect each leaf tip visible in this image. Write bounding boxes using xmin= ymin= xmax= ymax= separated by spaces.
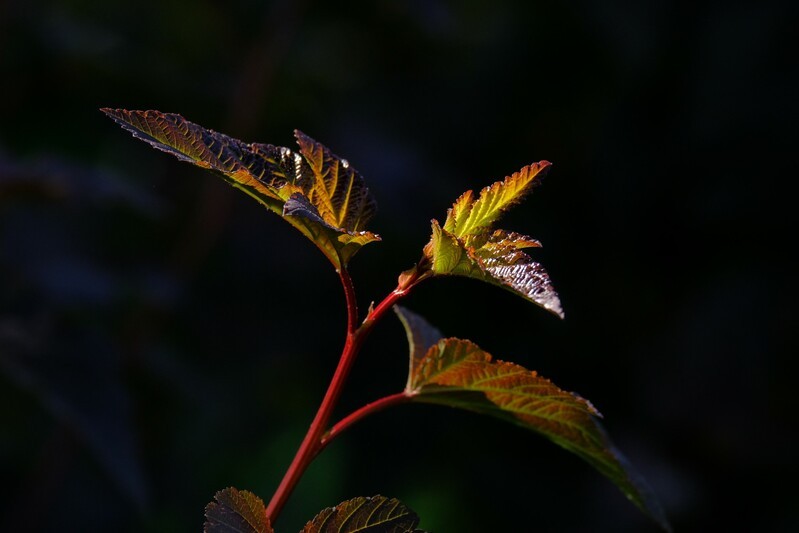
xmin=293 ymin=130 xmax=321 ymax=154
xmin=610 ymin=447 xmax=672 ymax=531
xmin=531 ymin=159 xmax=553 ymax=177
xmin=100 ymin=107 xmax=122 ymax=120
xmin=547 ymin=300 xmax=565 ymax=319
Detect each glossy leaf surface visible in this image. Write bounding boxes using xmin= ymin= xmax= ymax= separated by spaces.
xmin=102 ymin=109 xmax=379 ymax=267
xmin=426 ymin=220 xmax=562 ymax=317
xmin=204 ymin=487 xmax=272 ymax=533
xmin=398 ymin=309 xmax=669 ymax=530
xmin=301 ymin=495 xmax=423 ymax=533
xmin=421 ymin=162 xmax=562 ymax=317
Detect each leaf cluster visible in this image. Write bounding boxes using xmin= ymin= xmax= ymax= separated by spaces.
xmin=106 ymin=109 xmax=669 ymax=532
xmin=205 ymin=489 xmax=423 ymax=533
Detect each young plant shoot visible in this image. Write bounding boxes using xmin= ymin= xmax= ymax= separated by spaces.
xmin=104 ymin=109 xmax=670 ymax=533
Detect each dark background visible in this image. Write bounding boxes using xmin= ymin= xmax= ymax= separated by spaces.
xmin=1 ymin=1 xmax=797 ymax=531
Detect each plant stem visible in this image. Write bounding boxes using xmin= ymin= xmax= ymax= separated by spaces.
xmin=265 ymin=269 xmax=418 ymax=522
xmin=317 ymin=392 xmax=410 ymax=455
xmin=340 ymin=268 xmax=358 ymax=336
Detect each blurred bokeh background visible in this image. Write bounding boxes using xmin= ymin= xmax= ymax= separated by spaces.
xmin=1 ymin=1 xmax=797 ymax=531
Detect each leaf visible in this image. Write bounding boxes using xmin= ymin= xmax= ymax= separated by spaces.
xmin=102 ymin=109 xmax=380 ymax=267
xmin=394 ymin=306 xmax=443 ymax=391
xmin=420 ymin=161 xmax=562 ymax=317
xmin=101 ymin=109 xmax=296 ymax=203
xmin=204 ymin=487 xmax=273 ymax=533
xmin=294 ymin=130 xmax=377 ymax=233
xmin=399 ymin=324 xmax=668 ymax=530
xmin=301 ymin=495 xmax=423 ymax=533
xmin=469 ymin=229 xmax=562 ymax=317
xmin=281 ymin=194 xmax=380 ymax=268
xmin=443 ymin=161 xmax=550 ymax=237
xmin=425 ymin=221 xmax=563 ymax=317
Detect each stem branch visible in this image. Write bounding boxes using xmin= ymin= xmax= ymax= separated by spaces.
xmin=265 ymin=269 xmax=420 ymax=522
xmin=317 ymin=392 xmax=410 ymax=455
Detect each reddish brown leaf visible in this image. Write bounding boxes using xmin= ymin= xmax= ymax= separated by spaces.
xmin=397 ymin=312 xmax=667 ymax=530
xmin=204 ymin=487 xmax=272 ymax=533
xmin=424 ymin=220 xmax=563 ymax=317
xmin=301 ymin=495 xmax=422 ymax=533
xmin=470 ymin=229 xmax=562 ymax=317
xmin=101 ymin=109 xmax=296 ymax=203
xmin=294 ymin=131 xmax=377 ymax=233
xmin=102 ymin=109 xmax=380 ymax=267
xmin=422 ymin=160 xmax=562 ymax=317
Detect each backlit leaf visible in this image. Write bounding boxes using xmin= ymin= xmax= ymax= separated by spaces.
xmin=443 ymin=161 xmax=550 ymax=237
xmin=301 ymin=495 xmax=423 ymax=533
xmin=204 ymin=487 xmax=272 ymax=533
xmin=294 ymin=131 xmax=377 ymax=233
xmin=421 ymin=161 xmax=562 ymax=317
xmin=469 ymin=229 xmax=562 ymax=317
xmin=101 ymin=109 xmax=296 ymax=203
xmin=282 ymin=192 xmax=381 ymax=266
xmin=399 ymin=323 xmax=668 ymax=530
xmin=102 ymin=109 xmax=380 ymax=267
xmin=425 ymin=221 xmax=563 ymax=317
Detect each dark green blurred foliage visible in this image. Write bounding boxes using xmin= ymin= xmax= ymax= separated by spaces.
xmin=1 ymin=0 xmax=797 ymax=531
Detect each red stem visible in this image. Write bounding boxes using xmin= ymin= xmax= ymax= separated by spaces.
xmin=317 ymin=392 xmax=410 ymax=455
xmin=341 ymin=268 xmax=358 ymax=335
xmin=265 ymin=269 xmax=417 ymax=522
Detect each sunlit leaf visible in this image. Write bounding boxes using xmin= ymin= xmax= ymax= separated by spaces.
xmin=204 ymin=487 xmax=272 ymax=533
xmin=443 ymin=161 xmax=550 ymax=237
xmin=102 ymin=109 xmax=380 ymax=267
xmin=398 ymin=319 xmax=668 ymax=530
xmin=301 ymin=495 xmax=423 ymax=533
xmin=420 ymin=161 xmax=562 ymax=317
xmin=294 ymin=130 xmax=377 ymax=233
xmin=470 ymin=228 xmax=562 ymax=316
xmin=281 ymin=192 xmax=381 ymax=267
xmin=424 ymin=221 xmax=563 ymax=317
xmin=101 ymin=109 xmax=296 ymax=203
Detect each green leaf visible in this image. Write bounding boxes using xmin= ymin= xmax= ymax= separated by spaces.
xmin=421 ymin=161 xmax=562 ymax=317
xmin=300 ymin=495 xmax=423 ymax=533
xmin=102 ymin=109 xmax=380 ymax=268
xmin=443 ymin=161 xmax=550 ymax=237
xmin=204 ymin=487 xmax=273 ymax=533
xmin=397 ymin=310 xmax=669 ymax=530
